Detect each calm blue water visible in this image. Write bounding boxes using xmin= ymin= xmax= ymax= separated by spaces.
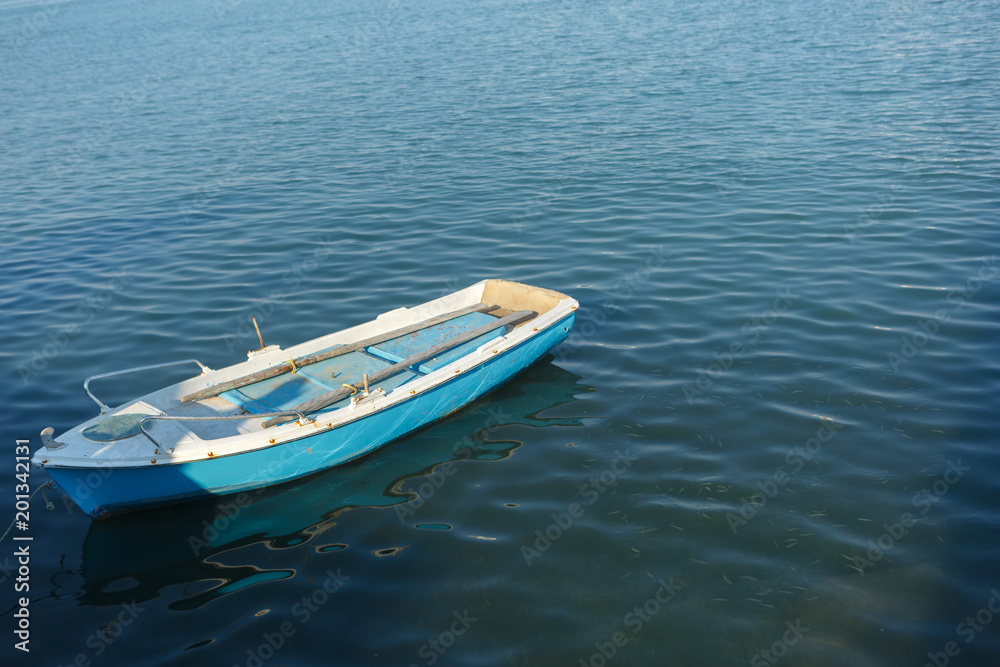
xmin=2 ymin=0 xmax=999 ymax=665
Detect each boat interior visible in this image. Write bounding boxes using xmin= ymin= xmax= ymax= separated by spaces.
xmin=218 ymin=307 xmax=507 ymax=416
xmin=80 ymin=280 xmax=569 ymax=447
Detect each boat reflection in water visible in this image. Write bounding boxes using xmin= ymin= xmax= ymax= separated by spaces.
xmin=75 ymin=357 xmax=590 ymax=609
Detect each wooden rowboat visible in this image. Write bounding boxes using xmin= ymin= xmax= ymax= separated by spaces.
xmin=33 ymin=279 xmax=578 ymax=518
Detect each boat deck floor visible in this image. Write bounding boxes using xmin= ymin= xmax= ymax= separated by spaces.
xmin=170 ymin=310 xmax=507 ymax=441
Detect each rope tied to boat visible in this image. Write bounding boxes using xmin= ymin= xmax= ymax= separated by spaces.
xmin=342 ymin=383 xmax=358 ymax=395
xmin=289 ymin=356 xmax=298 ymax=373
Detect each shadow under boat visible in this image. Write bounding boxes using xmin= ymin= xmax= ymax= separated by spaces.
xmin=74 ymin=356 xmax=591 ymax=608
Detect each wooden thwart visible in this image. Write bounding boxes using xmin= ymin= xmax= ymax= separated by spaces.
xmin=262 ymin=309 xmax=537 ymax=428
xmin=181 ymin=303 xmax=498 ymax=403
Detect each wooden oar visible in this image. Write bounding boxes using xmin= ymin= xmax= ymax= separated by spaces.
xmin=181 ymin=303 xmax=498 ymax=403
xmin=262 ymin=309 xmax=537 ymax=428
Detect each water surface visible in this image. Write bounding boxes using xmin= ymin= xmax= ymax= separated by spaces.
xmin=1 ymin=0 xmax=999 ymax=665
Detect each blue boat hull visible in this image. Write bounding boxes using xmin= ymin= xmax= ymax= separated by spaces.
xmin=48 ymin=313 xmax=575 ymax=518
